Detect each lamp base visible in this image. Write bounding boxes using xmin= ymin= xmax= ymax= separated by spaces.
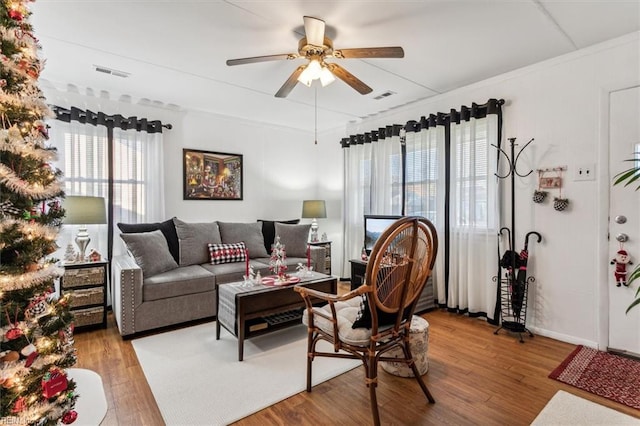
xmin=75 ymin=226 xmax=91 ymax=262
xmin=310 ymin=219 xmax=319 ymax=243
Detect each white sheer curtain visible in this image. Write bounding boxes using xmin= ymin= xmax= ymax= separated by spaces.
xmin=371 ymin=133 xmax=402 ymax=214
xmin=342 ymin=138 xmax=371 ymax=278
xmin=112 ymin=127 xmax=166 ymax=256
xmin=50 ymin=121 xmax=109 ymax=262
xmin=342 ymin=131 xmax=402 ymax=277
xmin=404 ymin=124 xmax=446 ymax=304
xmin=448 ymin=115 xmax=500 ymax=319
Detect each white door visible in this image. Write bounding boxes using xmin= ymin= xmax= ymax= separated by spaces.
xmin=609 ymin=85 xmax=640 ymax=355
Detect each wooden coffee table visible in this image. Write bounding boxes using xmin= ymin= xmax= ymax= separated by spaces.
xmin=215 ymin=271 xmax=337 ymax=361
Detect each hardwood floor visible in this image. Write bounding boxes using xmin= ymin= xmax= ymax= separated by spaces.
xmin=73 ymin=290 xmax=640 ymax=425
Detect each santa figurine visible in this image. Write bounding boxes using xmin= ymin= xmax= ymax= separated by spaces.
xmin=611 ymin=249 xmax=633 ymax=287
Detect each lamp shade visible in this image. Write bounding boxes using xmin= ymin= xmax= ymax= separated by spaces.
xmin=301 ymin=200 xmax=326 ymax=219
xmin=63 ymin=196 xmax=107 ymax=225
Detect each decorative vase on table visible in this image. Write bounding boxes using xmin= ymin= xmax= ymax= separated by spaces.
xmin=269 ymin=236 xmax=288 ymax=281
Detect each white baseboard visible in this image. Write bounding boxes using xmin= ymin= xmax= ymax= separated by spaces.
xmin=529 ymin=326 xmax=598 ymax=349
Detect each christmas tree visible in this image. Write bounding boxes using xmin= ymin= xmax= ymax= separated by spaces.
xmin=269 ymin=236 xmax=288 ymax=279
xmin=0 ymin=0 xmax=79 ymax=424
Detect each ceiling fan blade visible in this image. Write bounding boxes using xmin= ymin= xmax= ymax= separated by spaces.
xmin=303 ymin=16 xmax=325 ymax=46
xmin=226 ymin=53 xmax=298 ymax=66
xmin=334 ymin=47 xmax=404 ymax=59
xmin=325 ymin=63 xmax=372 ymax=95
xmin=275 ymin=65 xmax=306 ymax=98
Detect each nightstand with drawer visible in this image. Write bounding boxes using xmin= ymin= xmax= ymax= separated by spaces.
xmin=60 ymin=260 xmax=109 ymax=330
xmin=309 ymin=241 xmax=331 ymax=275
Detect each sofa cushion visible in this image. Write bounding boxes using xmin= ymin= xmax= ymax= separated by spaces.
xmin=120 ymin=230 xmax=178 ymax=278
xmin=173 ymin=218 xmax=222 ymax=266
xmin=200 ymin=261 xmax=269 ymax=284
xmin=275 ymin=223 xmax=311 ymax=257
xmin=218 ymin=221 xmax=269 ymax=258
xmin=143 ymin=265 xmax=215 ymax=301
xmin=118 ymin=218 xmax=179 ymax=263
xmin=258 ymin=219 xmax=300 ymax=253
xmin=208 ymin=242 xmax=247 ymax=265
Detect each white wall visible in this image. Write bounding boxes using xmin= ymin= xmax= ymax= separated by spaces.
xmin=334 ymin=32 xmax=640 ymax=347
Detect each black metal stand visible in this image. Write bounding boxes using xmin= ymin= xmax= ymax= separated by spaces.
xmin=493 ymin=274 xmax=534 ymax=342
xmin=492 ymin=137 xmax=542 ymax=343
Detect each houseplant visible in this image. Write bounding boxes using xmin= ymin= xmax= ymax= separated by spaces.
xmin=613 ymin=152 xmax=640 ymax=313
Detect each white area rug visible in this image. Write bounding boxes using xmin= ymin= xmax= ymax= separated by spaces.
xmin=531 ymin=390 xmax=640 ymax=425
xmin=66 ymin=368 xmax=108 ymax=426
xmin=132 ymin=322 xmax=360 ymax=425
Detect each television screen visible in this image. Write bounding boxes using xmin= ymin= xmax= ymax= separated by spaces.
xmin=364 ymin=215 xmax=402 ymax=255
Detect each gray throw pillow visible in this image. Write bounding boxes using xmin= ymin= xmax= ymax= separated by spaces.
xmin=275 ymin=223 xmax=311 ymax=257
xmin=173 ymin=218 xmax=222 ymax=266
xmin=120 ymin=230 xmax=178 ymax=277
xmin=217 ymin=222 xmax=269 ymax=258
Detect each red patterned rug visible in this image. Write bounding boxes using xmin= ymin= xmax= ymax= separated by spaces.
xmin=549 ymin=345 xmax=640 ymax=409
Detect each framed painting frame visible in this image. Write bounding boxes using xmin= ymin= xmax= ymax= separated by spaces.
xmin=183 ymin=149 xmax=243 ymax=200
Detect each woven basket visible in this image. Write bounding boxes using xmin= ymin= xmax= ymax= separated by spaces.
xmin=69 ymin=288 xmax=104 ymax=308
xmin=72 ymin=307 xmax=104 ymax=327
xmin=63 ymin=266 xmax=104 ymax=288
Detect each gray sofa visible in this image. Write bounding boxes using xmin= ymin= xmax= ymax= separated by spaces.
xmin=112 ymin=218 xmax=327 ymax=337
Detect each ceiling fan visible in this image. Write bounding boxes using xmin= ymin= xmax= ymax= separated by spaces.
xmin=226 ymin=16 xmax=404 ymax=98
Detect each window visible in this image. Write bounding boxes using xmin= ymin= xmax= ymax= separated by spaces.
xmin=451 ymin=119 xmax=496 ymax=230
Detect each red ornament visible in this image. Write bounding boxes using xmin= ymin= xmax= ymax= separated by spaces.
xmin=8 ymin=10 xmax=23 ymax=21
xmin=25 ymin=350 xmax=38 ymax=367
xmin=5 ymin=327 xmax=23 ymax=340
xmin=61 ymin=410 xmax=78 ymax=424
xmin=12 ymin=397 xmax=26 ymax=413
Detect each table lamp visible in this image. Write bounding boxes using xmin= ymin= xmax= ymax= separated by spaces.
xmin=301 ymin=200 xmax=326 ymax=242
xmin=63 ymin=196 xmax=107 ymax=262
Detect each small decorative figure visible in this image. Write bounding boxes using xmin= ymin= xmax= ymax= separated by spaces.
xmin=611 ymin=249 xmax=633 ymax=287
xmin=89 ymin=249 xmax=101 ymax=262
xmin=361 ymin=246 xmax=369 ymax=261
xmin=64 ymin=243 xmax=77 ymax=263
xmin=321 ymin=232 xmax=328 ymax=242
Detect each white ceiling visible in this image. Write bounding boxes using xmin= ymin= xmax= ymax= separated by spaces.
xmin=31 ymin=0 xmax=640 ymax=133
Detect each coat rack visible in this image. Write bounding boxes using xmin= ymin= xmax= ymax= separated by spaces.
xmin=492 ymin=137 xmax=542 ymax=342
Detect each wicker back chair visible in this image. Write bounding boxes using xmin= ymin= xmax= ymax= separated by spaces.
xmin=294 ymin=216 xmax=438 ymax=425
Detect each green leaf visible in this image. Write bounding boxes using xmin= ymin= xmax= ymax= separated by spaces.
xmin=626 ymin=297 xmax=640 ymax=314
xmin=627 ymin=266 xmax=640 ymax=284
xmin=613 ymin=168 xmax=640 ymax=185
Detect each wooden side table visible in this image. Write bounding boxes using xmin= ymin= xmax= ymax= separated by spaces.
xmin=309 ymin=241 xmax=331 ymax=274
xmin=60 ymin=260 xmax=109 ymax=330
xmin=349 ymin=259 xmax=367 ymax=290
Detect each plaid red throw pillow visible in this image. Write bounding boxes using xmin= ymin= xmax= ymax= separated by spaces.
xmin=208 ymin=242 xmax=247 ymax=264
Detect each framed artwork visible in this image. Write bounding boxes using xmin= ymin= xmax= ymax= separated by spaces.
xmin=183 ymin=149 xmax=243 ymax=200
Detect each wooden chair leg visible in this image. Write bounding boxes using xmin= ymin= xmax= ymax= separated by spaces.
xmin=367 ymin=354 xmax=381 ymax=426
xmin=403 ymin=344 xmax=435 ymax=404
xmin=306 ymin=331 xmax=314 ymax=392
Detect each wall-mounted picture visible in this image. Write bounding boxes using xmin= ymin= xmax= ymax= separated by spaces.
xmin=183 ymin=149 xmax=243 ymax=200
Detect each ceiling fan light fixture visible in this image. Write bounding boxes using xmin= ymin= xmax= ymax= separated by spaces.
xmin=297 ymin=66 xmax=313 ymax=87
xmin=298 ymin=59 xmax=322 ymax=86
xmin=319 ymin=66 xmax=335 ymax=87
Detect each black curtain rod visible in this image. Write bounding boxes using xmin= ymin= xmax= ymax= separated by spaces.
xmin=340 ymin=98 xmax=504 ymax=148
xmin=51 ymin=105 xmax=172 ymax=133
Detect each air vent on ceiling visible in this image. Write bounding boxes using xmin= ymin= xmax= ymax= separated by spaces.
xmin=94 ymin=65 xmax=130 ymax=78
xmin=373 ymin=91 xmax=396 ymax=100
